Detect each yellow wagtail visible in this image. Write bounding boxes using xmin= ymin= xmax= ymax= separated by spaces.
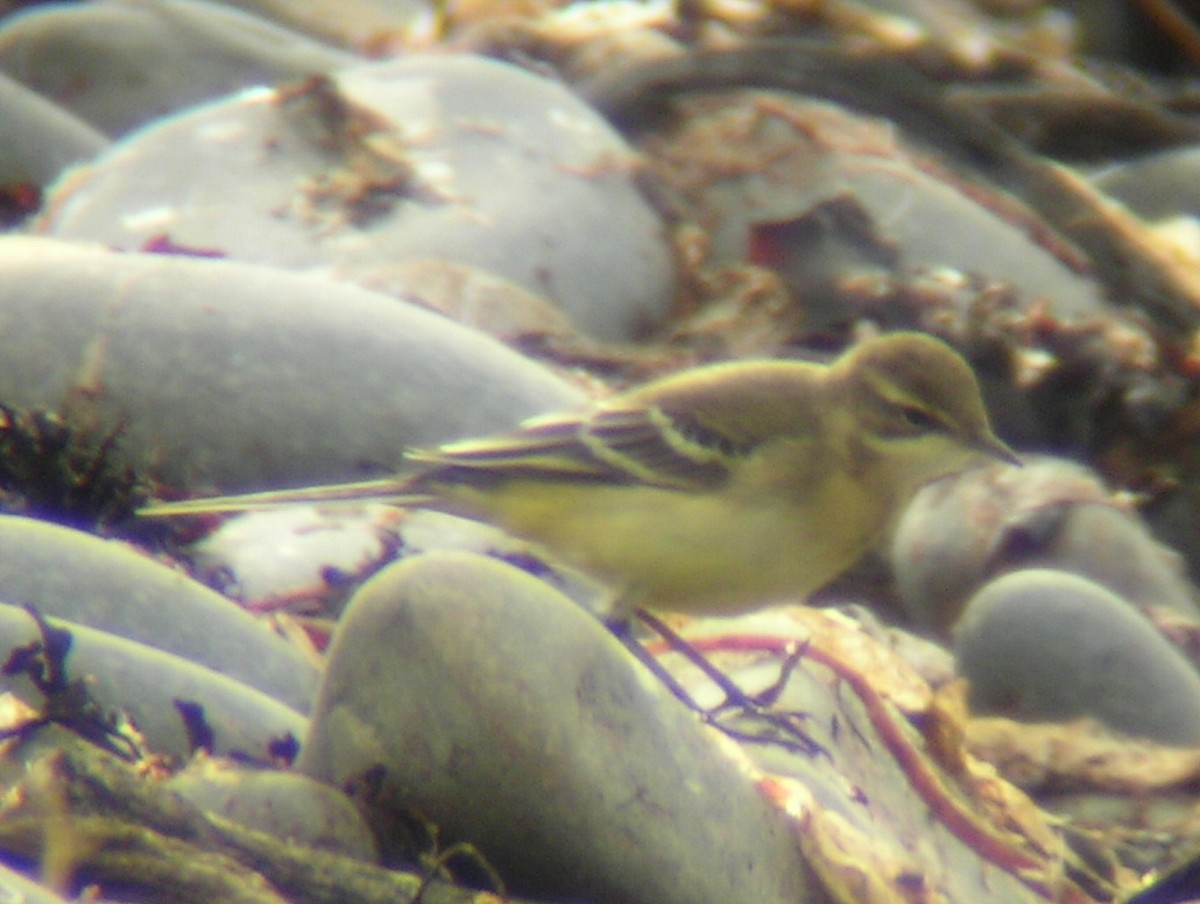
xmin=141 ymin=331 xmax=1018 ymax=615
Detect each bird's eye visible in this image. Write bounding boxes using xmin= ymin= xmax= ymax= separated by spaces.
xmin=899 ymin=405 xmax=941 ymax=432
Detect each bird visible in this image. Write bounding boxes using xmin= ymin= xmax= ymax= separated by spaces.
xmin=140 ymin=331 xmax=1018 ymax=617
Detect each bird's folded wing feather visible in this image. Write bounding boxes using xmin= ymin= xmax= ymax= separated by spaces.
xmin=411 ymin=363 xmax=815 ymax=493
xmin=411 ymin=403 xmax=746 ymax=492
xmin=136 ymin=362 xmax=820 ymax=516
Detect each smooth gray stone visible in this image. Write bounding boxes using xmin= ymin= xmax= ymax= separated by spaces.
xmin=892 ymin=455 xmax=1200 ymax=631
xmin=33 ymin=54 xmax=677 ymax=341
xmin=298 ymin=552 xmax=819 ymax=904
xmin=0 ymin=602 xmax=307 ymax=759
xmin=166 ymin=762 xmax=378 ymax=860
xmin=0 ymin=237 xmax=583 ymax=492
xmin=0 ymin=0 xmax=358 ymax=135
xmin=0 ymin=515 xmax=316 ymax=713
xmin=627 ymin=93 xmax=1112 ymax=325
xmin=0 ymin=70 xmax=108 ymax=184
xmin=955 ymin=568 xmax=1200 ymax=745
xmin=184 ymin=504 xmax=403 ymax=611
xmin=1092 ymin=147 xmax=1200 ymax=220
xmin=207 ymin=0 xmax=427 ymax=49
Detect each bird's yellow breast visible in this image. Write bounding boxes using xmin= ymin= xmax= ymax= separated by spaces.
xmin=441 ymin=469 xmax=887 ymax=616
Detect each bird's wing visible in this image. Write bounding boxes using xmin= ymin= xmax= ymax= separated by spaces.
xmin=409 ymin=405 xmax=730 ymax=491
xmin=136 ymin=363 xmax=823 ymax=517
xmin=411 ymin=361 xmax=819 ymax=493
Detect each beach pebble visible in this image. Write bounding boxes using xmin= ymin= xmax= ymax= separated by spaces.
xmin=0 ymin=71 xmax=107 ymax=186
xmin=33 ymin=54 xmax=677 ymax=341
xmin=1092 ymin=147 xmax=1200 ymax=221
xmin=0 ymin=602 xmax=307 ymax=759
xmin=185 ymin=504 xmax=402 ymax=615
xmin=213 ymin=0 xmax=431 ymax=51
xmin=955 ymin=568 xmax=1200 ymax=745
xmin=336 ymin=258 xmax=578 ymax=342
xmin=166 ymin=759 xmax=378 ymax=860
xmin=187 ymin=503 xmax=612 ymax=623
xmin=891 ymin=456 xmax=1199 ymax=631
xmin=0 ymin=237 xmax=583 ymax=493
xmin=0 ymin=0 xmax=357 ymax=136
xmin=626 ymin=91 xmax=1111 ymax=324
xmin=298 ymin=551 xmax=816 ymax=904
xmin=0 ymin=515 xmax=316 ymax=712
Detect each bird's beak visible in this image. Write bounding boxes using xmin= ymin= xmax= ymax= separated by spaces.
xmin=975 ymin=431 xmax=1022 ymax=467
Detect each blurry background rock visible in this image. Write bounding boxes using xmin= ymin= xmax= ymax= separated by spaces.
xmin=0 ymin=0 xmax=359 ymax=136
xmin=891 ymin=455 xmax=1200 ymax=632
xmin=0 ymin=601 xmax=308 ymax=760
xmin=30 ymin=54 xmax=678 ymax=343
xmin=0 ymin=238 xmax=584 ymax=494
xmin=0 ymin=68 xmax=106 ymax=227
xmin=165 ymin=758 xmax=380 ymax=860
xmin=213 ymin=0 xmax=438 ymax=50
xmin=0 ymin=515 xmax=318 ymax=711
xmin=954 ymin=568 xmax=1200 ymax=746
xmin=0 ymin=71 xmax=106 ymax=184
xmin=592 ymin=74 xmax=1117 ymax=330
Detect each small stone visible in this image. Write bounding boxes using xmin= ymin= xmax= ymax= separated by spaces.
xmin=167 ymin=759 xmax=378 ymax=860
xmin=955 ymin=568 xmax=1200 ymax=745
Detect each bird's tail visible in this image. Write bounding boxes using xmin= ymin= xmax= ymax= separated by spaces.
xmin=137 ymin=475 xmax=433 ymax=517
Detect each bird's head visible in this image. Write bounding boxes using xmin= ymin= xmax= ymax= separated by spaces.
xmin=831 ymin=332 xmax=1019 ymax=494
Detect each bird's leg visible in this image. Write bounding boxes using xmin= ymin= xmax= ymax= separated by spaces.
xmin=746 ymin=639 xmax=808 ymax=708
xmin=631 ymin=610 xmax=826 ymax=759
xmin=605 ymin=608 xmax=825 ymax=758
xmin=630 ymin=608 xmax=770 ymax=714
xmin=605 ymin=614 xmax=709 ymax=712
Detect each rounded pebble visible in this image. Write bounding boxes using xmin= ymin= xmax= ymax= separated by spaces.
xmin=0 ymin=515 xmax=316 ymax=712
xmin=298 ymin=551 xmax=816 ymax=904
xmin=891 ymin=456 xmax=1199 ymax=630
xmin=1092 ymin=147 xmax=1200 ymax=220
xmin=0 ymin=602 xmax=307 ymax=759
xmin=186 ymin=504 xmax=401 ymax=612
xmin=34 ymin=54 xmax=677 ymax=341
xmin=0 ymin=0 xmax=357 ymax=135
xmin=630 ymin=93 xmax=1111 ymax=323
xmin=0 ymin=70 xmax=107 ymax=185
xmin=0 ymin=237 xmax=583 ymax=492
xmin=166 ymin=759 xmax=378 ymax=860
xmin=954 ymin=568 xmax=1200 ymax=745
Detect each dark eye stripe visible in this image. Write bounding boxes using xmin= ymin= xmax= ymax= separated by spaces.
xmin=869 ymin=403 xmax=948 ymax=441
xmin=900 ymin=405 xmax=942 ymax=433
